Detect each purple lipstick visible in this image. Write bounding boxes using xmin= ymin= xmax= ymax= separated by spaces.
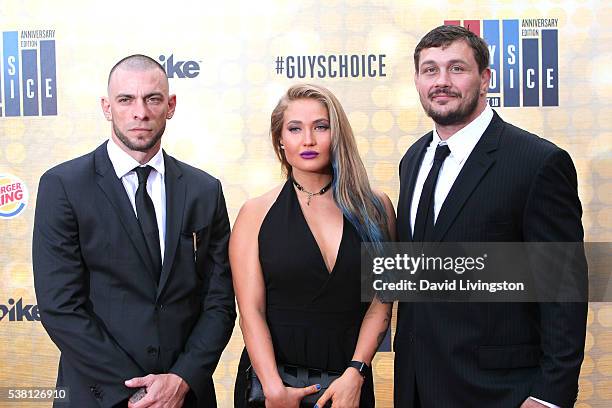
xmin=300 ymin=151 xmax=319 ymax=159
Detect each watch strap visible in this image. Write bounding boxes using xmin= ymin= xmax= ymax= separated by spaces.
xmin=348 ymin=360 xmax=370 ymax=378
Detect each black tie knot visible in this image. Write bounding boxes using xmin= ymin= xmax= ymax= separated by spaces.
xmin=134 ymin=166 xmax=152 ymax=185
xmin=434 ymin=144 xmax=451 ymax=163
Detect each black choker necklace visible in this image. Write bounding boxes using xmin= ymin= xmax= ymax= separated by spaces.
xmin=291 ymin=177 xmax=332 ymax=206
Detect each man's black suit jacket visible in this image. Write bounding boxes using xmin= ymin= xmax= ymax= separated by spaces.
xmin=33 ymin=142 xmax=236 ymax=407
xmin=394 ymin=111 xmax=587 ymax=408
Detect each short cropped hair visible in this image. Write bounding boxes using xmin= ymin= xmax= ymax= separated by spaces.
xmin=107 ymin=54 xmax=167 ymax=85
xmin=414 ymin=25 xmax=490 ymax=73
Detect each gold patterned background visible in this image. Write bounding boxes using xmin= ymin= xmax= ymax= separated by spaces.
xmin=1 ymin=0 xmax=611 ymax=407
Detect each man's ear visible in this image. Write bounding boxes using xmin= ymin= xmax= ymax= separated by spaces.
xmin=166 ymin=94 xmax=176 ymax=119
xmin=101 ymin=97 xmax=112 ymax=121
xmin=480 ymin=68 xmax=491 ymax=96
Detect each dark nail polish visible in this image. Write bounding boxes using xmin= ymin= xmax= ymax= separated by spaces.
xmin=315 ymin=384 xmax=321 ymax=390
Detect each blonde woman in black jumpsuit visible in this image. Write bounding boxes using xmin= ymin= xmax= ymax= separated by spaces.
xmin=231 ymin=84 xmax=395 ymax=408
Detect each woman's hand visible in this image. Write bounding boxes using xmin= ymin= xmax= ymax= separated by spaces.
xmin=264 ymin=383 xmax=321 ymax=408
xmin=313 ymin=368 xmax=364 ymax=408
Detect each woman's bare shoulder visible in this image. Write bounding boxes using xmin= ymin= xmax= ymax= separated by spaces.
xmin=233 ymin=183 xmax=286 ymax=232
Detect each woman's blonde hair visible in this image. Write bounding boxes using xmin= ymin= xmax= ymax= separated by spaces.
xmin=270 ymin=83 xmax=388 ymax=245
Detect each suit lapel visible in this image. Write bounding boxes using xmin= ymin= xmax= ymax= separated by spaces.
xmin=94 ymin=142 xmax=157 ymax=277
xmin=157 ymin=152 xmax=186 ymax=299
xmin=432 ymin=112 xmax=504 ymax=242
xmin=398 ymin=133 xmax=432 ymax=242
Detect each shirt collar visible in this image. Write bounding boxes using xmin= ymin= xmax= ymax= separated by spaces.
xmin=106 ymin=138 xmax=165 ymax=179
xmin=431 ymin=104 xmax=494 ymax=165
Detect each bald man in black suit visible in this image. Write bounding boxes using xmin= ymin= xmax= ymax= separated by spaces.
xmin=33 ymin=54 xmax=236 ymax=408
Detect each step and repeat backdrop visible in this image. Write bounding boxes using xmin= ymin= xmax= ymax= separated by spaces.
xmin=1 ymin=0 xmax=611 ymax=407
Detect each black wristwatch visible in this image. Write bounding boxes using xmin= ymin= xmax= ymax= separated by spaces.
xmin=348 ymin=360 xmax=371 ymax=378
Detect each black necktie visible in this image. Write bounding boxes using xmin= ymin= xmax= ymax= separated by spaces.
xmin=412 ymin=144 xmax=451 ymax=242
xmin=134 ymin=166 xmax=162 ymax=282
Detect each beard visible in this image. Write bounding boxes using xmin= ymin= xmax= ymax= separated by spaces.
xmin=113 ymin=121 xmax=165 ymax=153
xmin=422 ymin=86 xmax=480 ymax=126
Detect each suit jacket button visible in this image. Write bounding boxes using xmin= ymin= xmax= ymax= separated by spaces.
xmin=147 ymin=346 xmax=158 ymax=355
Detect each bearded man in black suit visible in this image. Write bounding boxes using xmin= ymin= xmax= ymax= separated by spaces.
xmin=394 ymin=26 xmax=587 ymax=408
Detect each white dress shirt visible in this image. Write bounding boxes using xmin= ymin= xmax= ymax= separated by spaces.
xmin=410 ymin=105 xmax=494 ymax=235
xmin=408 ymin=105 xmax=560 ymax=408
xmin=107 ymin=138 xmax=166 ymax=263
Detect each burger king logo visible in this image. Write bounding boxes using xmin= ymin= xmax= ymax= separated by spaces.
xmin=0 ymin=174 xmax=28 ymax=219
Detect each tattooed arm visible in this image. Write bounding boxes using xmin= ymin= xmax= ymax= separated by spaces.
xmin=314 ymin=191 xmax=397 ymax=408
xmin=349 ymin=188 xmax=396 ymax=364
xmin=313 ymin=263 xmax=393 ymax=408
xmin=351 ymin=296 xmax=393 ymax=365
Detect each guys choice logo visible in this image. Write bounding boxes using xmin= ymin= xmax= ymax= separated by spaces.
xmin=0 ymin=174 xmax=28 ymax=219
